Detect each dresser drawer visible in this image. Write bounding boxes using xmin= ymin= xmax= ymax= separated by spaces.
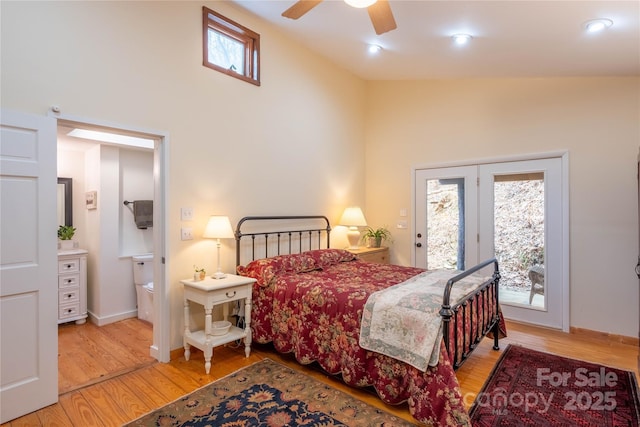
xmin=59 ymin=288 xmax=80 ymax=304
xmin=59 ymin=303 xmax=80 ymax=319
xmin=59 ymin=274 xmax=80 ymax=288
xmin=58 ymin=258 xmax=80 ymax=274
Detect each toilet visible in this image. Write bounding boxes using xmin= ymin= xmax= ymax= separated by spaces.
xmin=132 ymin=254 xmax=154 ymax=324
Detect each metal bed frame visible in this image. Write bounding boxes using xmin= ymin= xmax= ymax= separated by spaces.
xmin=234 ymin=215 xmax=501 ymax=370
xmin=235 ymin=215 xmax=331 ymax=266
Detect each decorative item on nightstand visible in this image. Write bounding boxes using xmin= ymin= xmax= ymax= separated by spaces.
xmin=193 ymin=265 xmax=206 ymax=281
xmin=203 ymin=215 xmax=235 ymax=279
xmin=361 ymin=226 xmax=392 ymax=248
xmin=339 ymin=206 xmax=368 ymax=249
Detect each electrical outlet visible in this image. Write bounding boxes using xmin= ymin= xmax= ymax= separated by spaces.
xmin=181 ymin=227 xmax=193 ymax=240
xmin=181 ymin=207 xmax=193 ymax=221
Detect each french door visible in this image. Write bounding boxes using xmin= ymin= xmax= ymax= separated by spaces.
xmin=414 ymin=157 xmax=567 ymax=330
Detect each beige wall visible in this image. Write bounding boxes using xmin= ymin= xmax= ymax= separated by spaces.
xmin=1 ymin=1 xmax=366 ymax=348
xmin=365 ymin=77 xmax=640 ymax=337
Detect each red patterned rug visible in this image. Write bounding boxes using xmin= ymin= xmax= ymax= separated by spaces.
xmin=469 ymin=344 xmax=640 ymax=426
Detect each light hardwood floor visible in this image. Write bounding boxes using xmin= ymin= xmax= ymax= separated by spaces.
xmin=3 ymin=319 xmax=638 ymax=426
xmin=58 ymin=318 xmax=156 ymax=395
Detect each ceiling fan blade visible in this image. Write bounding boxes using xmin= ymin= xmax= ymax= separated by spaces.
xmin=367 ymin=0 xmax=397 ymax=35
xmin=282 ymin=0 xmax=323 ymax=20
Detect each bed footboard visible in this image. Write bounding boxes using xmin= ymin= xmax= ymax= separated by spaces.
xmin=439 ymin=258 xmax=501 ymax=370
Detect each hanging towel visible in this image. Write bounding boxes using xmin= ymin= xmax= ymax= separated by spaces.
xmin=134 ymin=200 xmax=153 ymax=229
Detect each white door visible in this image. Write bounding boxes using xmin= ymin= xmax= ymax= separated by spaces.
xmin=414 ymin=156 xmax=567 ymax=330
xmin=414 ymin=166 xmax=478 ymax=270
xmin=478 ymin=158 xmax=566 ymax=329
xmin=1 ymin=110 xmax=58 ymax=422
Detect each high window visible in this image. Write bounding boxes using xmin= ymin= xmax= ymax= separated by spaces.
xmin=202 ymin=7 xmax=260 ymax=86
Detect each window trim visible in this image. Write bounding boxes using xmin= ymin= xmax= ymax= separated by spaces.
xmin=202 ymin=7 xmax=260 ymax=86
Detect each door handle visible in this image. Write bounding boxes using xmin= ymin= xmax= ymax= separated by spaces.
xmin=416 ymin=242 xmax=422 ymax=248
xmin=636 ymin=256 xmax=640 ymax=279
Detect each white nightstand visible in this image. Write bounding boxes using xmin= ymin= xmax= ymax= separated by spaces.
xmin=180 ymin=273 xmax=257 ymax=374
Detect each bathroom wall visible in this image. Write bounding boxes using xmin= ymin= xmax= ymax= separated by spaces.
xmin=58 ymin=140 xmax=153 ymax=325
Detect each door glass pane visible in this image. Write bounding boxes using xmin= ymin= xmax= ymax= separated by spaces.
xmin=494 ymin=173 xmax=545 ymax=309
xmin=426 ymin=178 xmax=465 ymax=270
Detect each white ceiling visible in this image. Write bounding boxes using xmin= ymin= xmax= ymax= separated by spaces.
xmin=231 ymin=0 xmax=640 ymax=80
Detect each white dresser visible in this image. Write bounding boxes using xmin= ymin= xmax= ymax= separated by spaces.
xmin=57 ymin=249 xmax=88 ymax=324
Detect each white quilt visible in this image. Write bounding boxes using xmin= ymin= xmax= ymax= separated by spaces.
xmin=359 ymin=269 xmax=488 ymax=371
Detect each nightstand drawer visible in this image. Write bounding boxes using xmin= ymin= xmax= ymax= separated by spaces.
xmin=359 ymin=250 xmax=388 ymax=264
xmin=347 ymin=247 xmax=389 ymax=264
xmin=208 ymin=286 xmax=250 ymax=304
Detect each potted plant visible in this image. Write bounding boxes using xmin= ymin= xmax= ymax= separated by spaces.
xmin=193 ymin=265 xmax=206 ymax=281
xmin=57 ymin=225 xmax=76 ymax=250
xmin=361 ymin=226 xmax=392 ymax=248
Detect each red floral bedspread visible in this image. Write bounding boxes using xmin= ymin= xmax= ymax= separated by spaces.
xmin=237 ymin=249 xmax=502 ymax=426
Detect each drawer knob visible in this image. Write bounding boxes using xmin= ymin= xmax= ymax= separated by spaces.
xmin=226 ymin=291 xmax=236 ymax=298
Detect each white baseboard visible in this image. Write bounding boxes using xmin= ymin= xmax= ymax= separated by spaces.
xmin=87 ymin=309 xmax=137 ymax=326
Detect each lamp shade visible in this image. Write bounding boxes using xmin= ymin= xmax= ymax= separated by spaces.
xmin=203 ymin=215 xmax=234 ymax=239
xmin=339 ymin=207 xmax=368 ymax=227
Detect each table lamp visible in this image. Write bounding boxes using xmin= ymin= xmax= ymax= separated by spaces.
xmin=339 ymin=207 xmax=368 ymax=249
xmin=203 ymin=215 xmax=235 ymax=279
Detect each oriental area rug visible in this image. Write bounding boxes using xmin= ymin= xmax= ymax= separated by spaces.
xmin=469 ymin=344 xmax=640 ymax=426
xmin=125 ymin=358 xmax=414 ymax=426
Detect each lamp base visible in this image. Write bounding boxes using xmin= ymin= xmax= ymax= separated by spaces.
xmin=212 ymin=271 xmax=226 ymax=280
xmin=346 ymin=228 xmax=361 ymax=250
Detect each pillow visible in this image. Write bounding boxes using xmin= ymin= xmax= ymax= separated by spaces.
xmin=305 ymin=249 xmax=357 ymax=269
xmin=237 ymin=253 xmax=317 ymax=287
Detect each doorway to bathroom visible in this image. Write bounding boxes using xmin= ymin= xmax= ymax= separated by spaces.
xmin=56 ymin=116 xmax=169 ymax=393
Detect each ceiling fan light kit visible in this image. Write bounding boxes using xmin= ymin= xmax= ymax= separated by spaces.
xmin=282 ymin=0 xmax=397 ymax=35
xmin=345 ymin=0 xmax=377 ymax=8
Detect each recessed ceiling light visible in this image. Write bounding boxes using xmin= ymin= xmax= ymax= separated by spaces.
xmin=452 ymin=34 xmax=472 ymax=45
xmin=584 ymin=18 xmax=613 ymax=33
xmin=68 ymin=129 xmax=154 ymax=149
xmin=368 ymin=44 xmax=382 ymax=54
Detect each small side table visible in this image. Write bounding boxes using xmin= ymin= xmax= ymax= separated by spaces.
xmin=347 ymin=246 xmax=389 ymax=264
xmin=180 ymin=274 xmax=256 ymax=374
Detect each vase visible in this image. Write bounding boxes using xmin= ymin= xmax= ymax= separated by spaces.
xmin=59 ymin=240 xmax=74 ymax=250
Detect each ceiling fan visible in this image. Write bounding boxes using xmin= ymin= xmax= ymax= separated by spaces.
xmin=282 ymin=0 xmax=397 ymax=35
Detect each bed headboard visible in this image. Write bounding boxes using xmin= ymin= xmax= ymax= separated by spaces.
xmin=235 ymin=215 xmax=331 ymax=266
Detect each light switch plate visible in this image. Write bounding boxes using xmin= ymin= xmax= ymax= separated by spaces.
xmin=181 ymin=207 xmax=193 ymax=221
xmin=181 ymin=227 xmax=193 ymax=240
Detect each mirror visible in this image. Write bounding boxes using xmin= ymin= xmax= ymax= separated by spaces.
xmin=57 ymin=177 xmax=73 ymax=227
